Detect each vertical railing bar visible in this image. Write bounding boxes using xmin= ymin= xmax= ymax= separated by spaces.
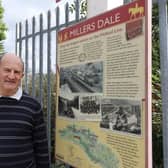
xmin=19 ymin=22 xmax=22 ymax=58
xmin=39 ymin=14 xmax=44 ymax=105
xmin=159 ymin=0 xmax=168 ymax=167
xmin=32 ymin=17 xmax=36 ymax=97
xmin=65 ymin=3 xmax=69 ymax=26
xmin=25 ymin=20 xmax=29 ymax=93
xmin=55 ymin=7 xmax=60 ymax=168
xmin=47 ymin=10 xmax=51 ymax=167
xmin=56 ymin=7 xmax=60 ymax=30
xmin=15 ymin=23 xmax=18 ymax=54
xmin=75 ymin=0 xmax=80 ymax=22
xmin=64 ymin=3 xmax=71 ymax=168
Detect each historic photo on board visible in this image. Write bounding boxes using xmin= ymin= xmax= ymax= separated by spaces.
xmin=58 ymin=95 xmax=79 ymax=119
xmin=79 ymin=95 xmax=101 ymax=121
xmin=100 ymin=98 xmax=141 ymax=135
xmin=59 ymin=61 xmax=103 ymax=93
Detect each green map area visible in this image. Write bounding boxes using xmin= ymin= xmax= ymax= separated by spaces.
xmin=59 ymin=124 xmax=119 ymax=168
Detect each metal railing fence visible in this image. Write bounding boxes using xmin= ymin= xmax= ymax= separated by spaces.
xmin=15 ymin=0 xmax=85 ymax=167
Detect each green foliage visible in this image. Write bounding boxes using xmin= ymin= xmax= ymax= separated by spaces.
xmin=69 ymin=0 xmax=87 ymax=18
xmin=152 ymin=3 xmax=163 ymax=168
xmin=0 ymin=0 xmax=7 ymax=53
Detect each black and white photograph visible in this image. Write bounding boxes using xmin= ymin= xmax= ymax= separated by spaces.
xmin=80 ymin=96 xmax=100 ymax=114
xmin=100 ymin=98 xmax=141 ymax=135
xmin=59 ymin=61 xmax=103 ymax=93
xmin=78 ymin=95 xmax=101 ymax=121
xmin=58 ymin=82 xmax=80 ymax=119
xmin=58 ymin=95 xmax=79 ymax=119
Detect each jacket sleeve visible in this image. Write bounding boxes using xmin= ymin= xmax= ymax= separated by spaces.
xmin=33 ymin=105 xmax=50 ymax=168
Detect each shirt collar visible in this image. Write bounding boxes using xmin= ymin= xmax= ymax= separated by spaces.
xmin=0 ymin=87 xmax=23 ymax=100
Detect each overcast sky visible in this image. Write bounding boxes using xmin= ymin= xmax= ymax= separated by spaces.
xmin=2 ymin=0 xmax=58 ymax=52
xmin=2 ymin=0 xmax=123 ymax=53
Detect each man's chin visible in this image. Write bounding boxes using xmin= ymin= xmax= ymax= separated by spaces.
xmin=3 ymin=87 xmax=18 ymax=95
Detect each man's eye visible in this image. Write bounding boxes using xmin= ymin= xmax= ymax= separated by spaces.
xmin=4 ymin=69 xmax=10 ymax=72
xmin=14 ymin=71 xmax=21 ymax=74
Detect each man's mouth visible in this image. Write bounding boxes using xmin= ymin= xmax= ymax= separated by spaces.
xmin=4 ymin=80 xmax=16 ymax=84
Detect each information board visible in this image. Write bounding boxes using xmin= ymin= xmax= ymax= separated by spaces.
xmin=55 ymin=0 xmax=152 ymax=167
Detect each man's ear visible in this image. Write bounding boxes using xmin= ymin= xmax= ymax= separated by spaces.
xmin=21 ymin=73 xmax=24 ymax=78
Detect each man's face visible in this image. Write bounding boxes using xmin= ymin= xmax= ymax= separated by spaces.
xmin=0 ymin=55 xmax=24 ymax=96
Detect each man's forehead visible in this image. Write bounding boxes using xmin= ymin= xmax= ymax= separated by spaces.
xmin=0 ymin=55 xmax=23 ymax=66
xmin=1 ymin=55 xmax=21 ymax=61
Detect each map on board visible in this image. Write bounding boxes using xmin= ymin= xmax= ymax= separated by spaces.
xmin=59 ymin=124 xmax=119 ymax=168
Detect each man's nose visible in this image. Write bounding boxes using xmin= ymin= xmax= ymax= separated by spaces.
xmin=8 ymin=71 xmax=15 ymax=79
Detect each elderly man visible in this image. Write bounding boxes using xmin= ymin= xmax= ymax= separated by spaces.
xmin=0 ymin=53 xmax=49 ymax=168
